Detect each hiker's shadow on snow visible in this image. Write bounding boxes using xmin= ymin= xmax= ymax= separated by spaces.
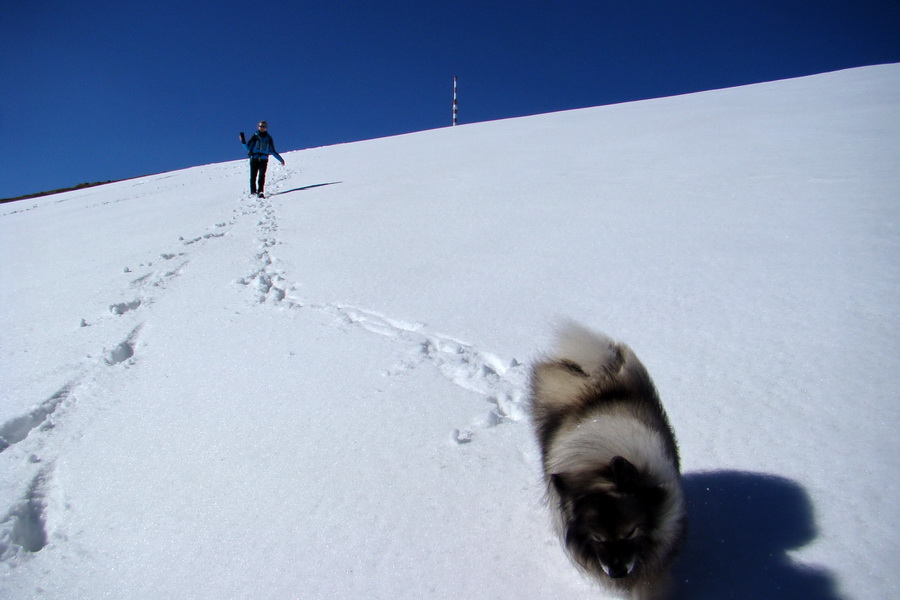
xmin=673 ymin=471 xmax=841 ymax=600
xmin=272 ymin=182 xmax=342 ymax=196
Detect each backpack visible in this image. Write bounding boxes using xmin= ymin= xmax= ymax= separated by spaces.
xmin=248 ymin=133 xmax=272 ymax=157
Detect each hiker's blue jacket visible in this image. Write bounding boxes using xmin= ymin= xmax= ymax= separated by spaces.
xmin=243 ymin=132 xmax=285 ymax=164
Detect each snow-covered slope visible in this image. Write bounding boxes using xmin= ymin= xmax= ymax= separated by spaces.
xmin=1 ymin=64 xmax=898 ymax=599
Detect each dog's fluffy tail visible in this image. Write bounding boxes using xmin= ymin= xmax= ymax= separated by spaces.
xmin=550 ymin=321 xmax=621 ymax=376
xmin=531 ymin=322 xmax=651 ymax=414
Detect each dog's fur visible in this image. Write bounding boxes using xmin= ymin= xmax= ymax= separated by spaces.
xmin=529 ymin=323 xmax=686 ymax=599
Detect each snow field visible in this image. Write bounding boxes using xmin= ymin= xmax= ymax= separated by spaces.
xmin=1 ymin=64 xmax=899 ymax=598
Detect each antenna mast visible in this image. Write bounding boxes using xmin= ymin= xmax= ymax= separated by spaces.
xmin=452 ymin=76 xmax=458 ymax=126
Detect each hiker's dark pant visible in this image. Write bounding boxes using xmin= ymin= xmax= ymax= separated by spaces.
xmin=250 ymin=158 xmax=269 ymax=194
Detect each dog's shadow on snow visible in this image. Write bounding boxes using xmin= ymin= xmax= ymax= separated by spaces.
xmin=673 ymin=471 xmax=841 ymax=600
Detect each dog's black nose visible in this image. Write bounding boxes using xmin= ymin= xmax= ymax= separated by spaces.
xmin=607 ymin=565 xmax=629 ymax=579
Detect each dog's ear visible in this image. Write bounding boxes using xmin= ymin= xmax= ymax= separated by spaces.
xmin=609 ymin=456 xmax=639 ymax=491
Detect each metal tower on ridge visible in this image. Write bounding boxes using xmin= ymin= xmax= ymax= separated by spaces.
xmin=453 ymin=76 xmax=458 ymax=126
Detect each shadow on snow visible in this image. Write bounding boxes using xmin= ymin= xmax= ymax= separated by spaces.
xmin=272 ymin=182 xmax=342 ymax=196
xmin=673 ymin=470 xmax=841 ymax=600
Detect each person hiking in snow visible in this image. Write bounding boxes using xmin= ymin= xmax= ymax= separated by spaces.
xmin=239 ymin=121 xmax=285 ymax=198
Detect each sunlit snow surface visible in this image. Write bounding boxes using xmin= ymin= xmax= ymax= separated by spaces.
xmin=1 ymin=64 xmax=898 ymax=599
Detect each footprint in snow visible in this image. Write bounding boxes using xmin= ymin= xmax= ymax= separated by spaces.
xmin=0 ymin=466 xmax=52 ymax=559
xmin=109 ymin=300 xmax=142 ymax=315
xmin=0 ymin=385 xmax=75 ymax=454
xmin=103 ymin=326 xmax=141 ymax=366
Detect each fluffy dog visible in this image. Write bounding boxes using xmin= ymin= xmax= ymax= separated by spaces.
xmin=529 ymin=323 xmax=686 ymax=599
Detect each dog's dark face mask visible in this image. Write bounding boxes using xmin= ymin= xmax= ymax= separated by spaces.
xmin=565 ymin=490 xmax=645 ymax=578
xmin=553 ymin=456 xmax=666 ymax=579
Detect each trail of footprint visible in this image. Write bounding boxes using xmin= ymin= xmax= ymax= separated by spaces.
xmin=247 ymin=275 xmax=529 ymax=441
xmin=0 ymin=325 xmax=143 ymax=564
xmin=94 ymin=257 xmax=185 ymax=325
xmin=1 ymin=324 xmax=141 ymax=456
xmin=333 ymin=305 xmax=530 ymax=442
xmin=181 ymin=222 xmax=228 ymax=246
xmin=1 ymin=208 xmax=239 ymax=564
xmin=88 ymin=217 xmax=231 ymax=329
xmin=235 ymin=189 xmax=296 ymax=304
xmin=233 ymin=188 xmax=530 ymax=443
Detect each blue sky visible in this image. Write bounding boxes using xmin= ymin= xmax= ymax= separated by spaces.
xmin=3 ymin=0 xmax=898 ymax=200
